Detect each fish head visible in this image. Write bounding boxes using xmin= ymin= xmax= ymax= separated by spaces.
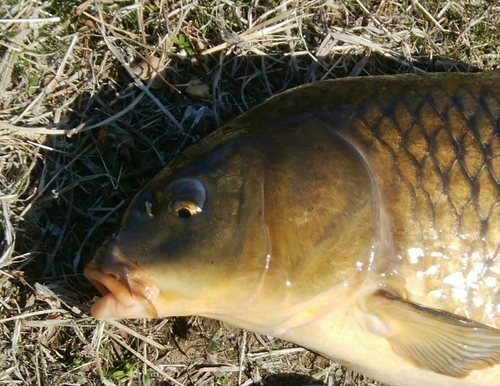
xmin=84 ymin=119 xmax=376 ymax=331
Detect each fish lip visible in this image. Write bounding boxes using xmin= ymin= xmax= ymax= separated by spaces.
xmin=83 ymin=250 xmax=160 ymax=319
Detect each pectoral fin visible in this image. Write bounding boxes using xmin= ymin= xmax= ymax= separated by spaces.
xmin=365 ymin=290 xmax=500 ymax=378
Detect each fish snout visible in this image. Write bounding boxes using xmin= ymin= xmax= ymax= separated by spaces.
xmin=83 ymin=243 xmax=160 ymax=319
xmin=87 ymin=234 xmax=120 ymax=267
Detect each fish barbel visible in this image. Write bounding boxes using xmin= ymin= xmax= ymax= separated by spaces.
xmin=84 ymin=71 xmax=500 ymax=386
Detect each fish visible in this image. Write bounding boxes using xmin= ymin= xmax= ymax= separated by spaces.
xmin=84 ymin=71 xmax=500 ymax=386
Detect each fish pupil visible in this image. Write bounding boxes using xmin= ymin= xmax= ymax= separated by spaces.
xmin=177 ymin=208 xmax=192 ymax=218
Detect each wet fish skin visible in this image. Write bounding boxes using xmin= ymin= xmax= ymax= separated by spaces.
xmin=330 ymin=72 xmax=500 ymax=328
xmin=84 ymin=71 xmax=500 ymax=386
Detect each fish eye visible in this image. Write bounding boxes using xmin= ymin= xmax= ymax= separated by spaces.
xmin=168 ymin=179 xmax=206 ymax=219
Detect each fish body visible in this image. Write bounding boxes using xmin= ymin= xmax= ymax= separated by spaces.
xmin=84 ymin=71 xmax=500 ymax=386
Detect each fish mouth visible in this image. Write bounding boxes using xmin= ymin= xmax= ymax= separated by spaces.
xmin=83 ymin=248 xmax=160 ymax=319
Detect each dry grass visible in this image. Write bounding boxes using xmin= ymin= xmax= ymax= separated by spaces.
xmin=0 ymin=0 xmax=499 ymax=385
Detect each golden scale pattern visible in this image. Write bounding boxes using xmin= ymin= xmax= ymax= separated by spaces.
xmin=349 ymin=78 xmax=500 ymax=327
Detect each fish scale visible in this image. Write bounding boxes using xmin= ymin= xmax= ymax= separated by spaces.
xmin=343 ymin=75 xmax=500 ymax=327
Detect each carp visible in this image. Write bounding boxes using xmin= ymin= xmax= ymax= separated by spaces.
xmin=84 ymin=71 xmax=500 ymax=386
